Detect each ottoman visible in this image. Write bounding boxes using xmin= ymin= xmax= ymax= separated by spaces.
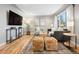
xmin=44 ymin=37 xmax=58 ymax=51
xmin=32 ymin=36 xmax=44 ymax=51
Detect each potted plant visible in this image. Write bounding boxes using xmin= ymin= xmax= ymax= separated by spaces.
xmin=26 ymin=24 xmax=30 ymax=35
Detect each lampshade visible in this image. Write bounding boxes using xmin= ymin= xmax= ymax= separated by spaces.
xmin=51 ymin=24 xmax=54 ymax=27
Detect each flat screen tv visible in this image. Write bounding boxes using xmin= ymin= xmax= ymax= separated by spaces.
xmin=8 ymin=10 xmax=22 ymax=25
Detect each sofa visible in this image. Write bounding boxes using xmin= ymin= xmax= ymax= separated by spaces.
xmin=53 ymin=31 xmax=71 ymax=42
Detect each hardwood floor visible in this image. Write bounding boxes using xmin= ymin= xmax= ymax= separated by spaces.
xmin=22 ymin=42 xmax=73 ymax=54
xmin=0 ymin=35 xmax=78 ymax=54
xmin=64 ymin=42 xmax=79 ymax=54
xmin=0 ymin=35 xmax=33 ymax=54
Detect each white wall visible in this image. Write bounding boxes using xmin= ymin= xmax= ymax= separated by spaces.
xmin=75 ymin=5 xmax=79 ymax=35
xmin=23 ymin=15 xmax=54 ymax=33
xmin=66 ymin=4 xmax=79 ymax=45
xmin=33 ymin=16 xmax=54 ymax=32
xmin=54 ymin=5 xmax=74 ymax=32
xmin=22 ymin=16 xmax=35 ymax=33
xmin=0 ymin=4 xmax=24 ymax=44
xmin=74 ymin=4 xmax=79 ymax=44
xmin=53 ymin=16 xmax=58 ymax=30
xmin=66 ymin=5 xmax=74 ymax=33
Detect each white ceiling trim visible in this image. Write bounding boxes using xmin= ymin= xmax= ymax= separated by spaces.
xmin=15 ymin=4 xmax=69 ymax=16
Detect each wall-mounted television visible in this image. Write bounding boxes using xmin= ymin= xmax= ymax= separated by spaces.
xmin=8 ymin=10 xmax=22 ymax=25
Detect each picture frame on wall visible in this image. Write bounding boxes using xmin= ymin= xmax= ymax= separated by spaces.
xmin=57 ymin=11 xmax=67 ymax=28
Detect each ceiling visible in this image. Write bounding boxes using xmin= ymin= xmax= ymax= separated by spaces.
xmin=15 ymin=4 xmax=69 ymax=16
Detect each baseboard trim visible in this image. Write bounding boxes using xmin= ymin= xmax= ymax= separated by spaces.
xmin=71 ymin=41 xmax=79 ymax=47
xmin=0 ymin=42 xmax=6 ymax=47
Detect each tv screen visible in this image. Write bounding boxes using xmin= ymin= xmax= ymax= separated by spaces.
xmin=8 ymin=10 xmax=22 ymax=25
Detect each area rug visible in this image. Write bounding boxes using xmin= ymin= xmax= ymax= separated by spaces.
xmin=22 ymin=42 xmax=75 ymax=54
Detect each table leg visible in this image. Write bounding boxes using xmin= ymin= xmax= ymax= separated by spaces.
xmin=69 ymin=39 xmax=71 ymax=47
xmin=75 ymin=36 xmax=77 ymax=49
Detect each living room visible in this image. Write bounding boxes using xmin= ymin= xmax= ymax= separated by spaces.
xmin=0 ymin=4 xmax=79 ymax=54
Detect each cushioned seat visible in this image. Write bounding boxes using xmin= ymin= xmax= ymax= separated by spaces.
xmin=44 ymin=37 xmax=58 ymax=51
xmin=32 ymin=36 xmax=44 ymax=51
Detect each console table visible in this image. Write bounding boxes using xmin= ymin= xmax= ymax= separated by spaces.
xmin=18 ymin=27 xmax=23 ymax=38
xmin=6 ymin=27 xmax=17 ymax=43
xmin=63 ymin=33 xmax=77 ymax=49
